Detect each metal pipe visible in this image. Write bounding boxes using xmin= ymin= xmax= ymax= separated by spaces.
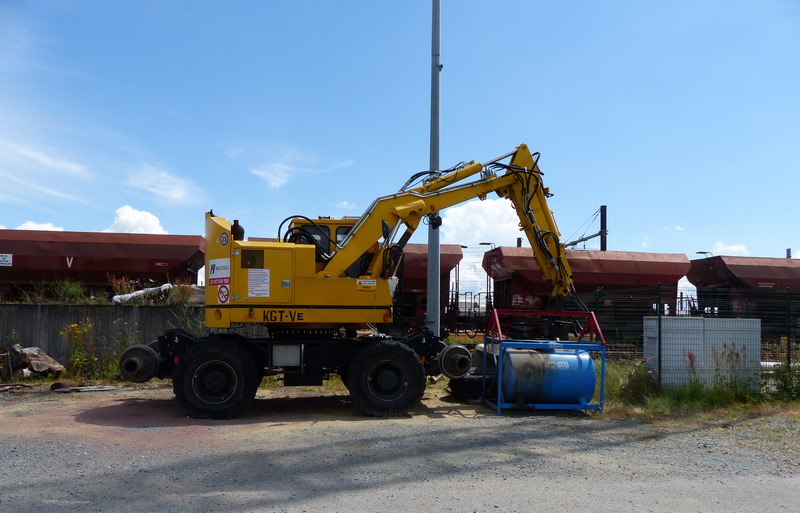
xmin=657 ymin=284 xmax=663 ymax=387
xmin=5 ymin=348 xmax=12 ymax=380
xmin=483 ymin=149 xmax=517 ymax=165
xmin=425 ymin=0 xmax=442 ymax=337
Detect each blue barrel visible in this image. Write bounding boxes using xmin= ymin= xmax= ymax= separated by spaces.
xmin=501 ymin=348 xmax=596 ymax=405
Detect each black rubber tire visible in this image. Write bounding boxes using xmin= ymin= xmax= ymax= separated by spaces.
xmin=173 ymin=343 xmax=257 ymax=419
xmin=347 ymin=340 xmax=426 ymax=417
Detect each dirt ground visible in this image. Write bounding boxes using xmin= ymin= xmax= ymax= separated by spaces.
xmin=1 ymin=380 xmax=483 ymax=440
xmin=2 ymin=381 xmax=799 ymax=513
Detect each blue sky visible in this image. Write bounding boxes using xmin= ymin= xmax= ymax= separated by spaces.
xmin=2 ymin=1 xmax=799 ymax=291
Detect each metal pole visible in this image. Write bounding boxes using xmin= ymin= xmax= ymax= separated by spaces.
xmin=425 ymin=0 xmax=442 ymax=337
xmin=600 ymin=205 xmax=608 ymax=251
xmin=657 ymin=284 xmax=663 ymax=387
xmin=787 ymin=288 xmax=792 ymax=370
xmin=5 ymin=348 xmax=12 ymax=381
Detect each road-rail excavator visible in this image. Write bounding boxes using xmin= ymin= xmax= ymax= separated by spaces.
xmin=119 ymin=144 xmax=574 ymax=418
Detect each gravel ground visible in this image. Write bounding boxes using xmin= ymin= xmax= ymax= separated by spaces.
xmin=1 ymin=383 xmax=799 ymax=513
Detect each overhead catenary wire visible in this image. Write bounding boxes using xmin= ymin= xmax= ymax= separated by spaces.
xmin=565 ymin=207 xmax=602 ymax=247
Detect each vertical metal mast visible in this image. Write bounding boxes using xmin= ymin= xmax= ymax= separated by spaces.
xmin=425 ymin=0 xmax=442 ymax=336
xmin=600 ymin=204 xmax=608 ymax=251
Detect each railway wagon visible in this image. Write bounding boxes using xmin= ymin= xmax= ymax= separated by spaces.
xmin=687 ymin=256 xmax=800 ymax=341
xmin=482 ymin=247 xmax=691 ymax=343
xmin=0 ymin=229 xmax=205 ymax=301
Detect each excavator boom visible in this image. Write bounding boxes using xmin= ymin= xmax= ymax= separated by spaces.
xmin=319 ymin=143 xmax=573 ymax=296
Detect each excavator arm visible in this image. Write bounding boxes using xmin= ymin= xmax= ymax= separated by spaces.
xmin=320 ymin=144 xmax=574 ymax=297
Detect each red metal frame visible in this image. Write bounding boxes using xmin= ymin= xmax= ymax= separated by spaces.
xmin=484 ymin=309 xmax=606 ymax=344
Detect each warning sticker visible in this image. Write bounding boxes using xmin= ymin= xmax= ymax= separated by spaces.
xmin=208 ymin=258 xmax=231 ymax=286
xmin=357 ymin=279 xmax=377 ymax=292
xmin=217 ymin=285 xmax=230 ymax=304
xmin=0 ymin=254 xmax=11 ymax=267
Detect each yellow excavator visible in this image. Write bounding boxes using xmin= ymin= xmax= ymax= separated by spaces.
xmin=119 ymin=144 xmax=574 ymax=418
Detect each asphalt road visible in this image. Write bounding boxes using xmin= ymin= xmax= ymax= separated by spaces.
xmin=1 ymin=384 xmax=798 ymax=512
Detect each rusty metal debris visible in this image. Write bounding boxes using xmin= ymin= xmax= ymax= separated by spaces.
xmin=0 ymin=383 xmax=33 ymax=393
xmin=51 ymin=385 xmax=120 ymax=393
xmin=1 ymin=344 xmax=66 ymax=380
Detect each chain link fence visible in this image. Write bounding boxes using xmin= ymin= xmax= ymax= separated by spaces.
xmin=562 ymin=285 xmax=799 ymax=388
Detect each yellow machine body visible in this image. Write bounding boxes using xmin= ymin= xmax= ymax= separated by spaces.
xmin=204 ymin=215 xmax=392 ymax=329
xmin=204 ymin=144 xmax=573 ymax=330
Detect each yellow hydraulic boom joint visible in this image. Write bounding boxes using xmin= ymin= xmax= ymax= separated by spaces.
xmin=414 ymin=161 xmax=484 ymax=194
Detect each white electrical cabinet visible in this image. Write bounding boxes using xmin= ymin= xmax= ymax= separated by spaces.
xmin=643 ymin=317 xmax=761 ymax=389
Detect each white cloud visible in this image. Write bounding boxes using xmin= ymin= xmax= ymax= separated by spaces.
xmin=251 ymin=159 xmax=355 ymax=189
xmin=0 ymin=140 xmax=89 ymax=177
xmin=641 ymin=235 xmax=652 ymax=248
xmin=712 ymin=240 xmax=749 ymax=256
xmin=251 ymin=162 xmax=293 ymax=189
xmin=0 ymin=138 xmax=96 ymax=207
xmin=244 ymin=145 xmax=354 ymax=190
xmin=126 ymin=165 xmax=204 ymax=204
xmin=674 ymin=225 xmax=684 ymax=231
xmin=0 ymin=224 xmax=5 ymax=229
xmin=334 ymin=200 xmax=357 ymax=210
xmin=437 ymin=198 xmax=544 ymax=295
xmin=440 ymin=198 xmax=525 ymax=248
xmin=105 ymin=205 xmax=167 ymax=234
xmin=16 ymin=221 xmax=64 ymax=231
xmin=456 ymin=252 xmax=490 ymax=295
xmin=0 ymin=170 xmax=92 ymax=205
xmin=225 ymin=146 xmax=246 ymax=159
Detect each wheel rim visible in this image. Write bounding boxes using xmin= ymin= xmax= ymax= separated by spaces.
xmin=191 ymin=360 xmax=238 ymax=405
xmin=366 ymin=359 xmax=409 ymax=402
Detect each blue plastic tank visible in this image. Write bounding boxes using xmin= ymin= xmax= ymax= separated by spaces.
xmin=500 ymin=347 xmax=596 ymax=405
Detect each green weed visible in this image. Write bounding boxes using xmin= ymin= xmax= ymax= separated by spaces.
xmin=53 ymin=280 xmax=87 ymax=304
xmin=601 ymin=358 xmax=777 ymax=419
xmin=170 ymin=303 xmax=206 ymax=336
xmin=17 ymin=279 xmax=107 ymax=305
xmin=61 ymin=321 xmax=98 ymax=379
xmin=60 ymin=320 xmax=131 ymax=381
xmin=769 ymin=363 xmax=800 ymax=401
xmin=105 ymin=318 xmax=142 ymax=378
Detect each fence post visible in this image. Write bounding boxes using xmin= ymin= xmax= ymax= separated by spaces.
xmin=657 ymin=283 xmax=663 ymax=387
xmin=788 ymin=288 xmax=793 ymax=369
